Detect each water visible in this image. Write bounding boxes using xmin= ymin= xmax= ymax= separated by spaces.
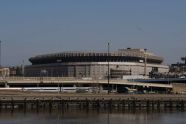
xmin=0 ymin=109 xmax=185 ymax=124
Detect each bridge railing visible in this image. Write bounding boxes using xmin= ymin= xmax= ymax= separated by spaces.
xmin=3 ymin=76 xmax=77 ymax=81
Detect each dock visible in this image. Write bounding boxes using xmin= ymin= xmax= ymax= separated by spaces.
xmin=0 ymin=91 xmax=186 ymax=111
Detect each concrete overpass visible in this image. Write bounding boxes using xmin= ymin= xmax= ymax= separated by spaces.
xmin=0 ymin=77 xmax=172 ymax=88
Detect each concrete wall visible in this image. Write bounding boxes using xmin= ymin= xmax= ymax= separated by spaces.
xmin=0 ymin=68 xmax=10 ymax=77
xmin=172 ymin=83 xmax=186 ymax=94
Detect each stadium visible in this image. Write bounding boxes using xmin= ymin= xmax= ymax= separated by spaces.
xmin=25 ymin=48 xmax=169 ymax=79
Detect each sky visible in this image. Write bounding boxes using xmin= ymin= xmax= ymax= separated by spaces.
xmin=0 ymin=0 xmax=186 ymax=66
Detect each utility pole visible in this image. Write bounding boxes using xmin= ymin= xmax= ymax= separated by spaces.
xmin=107 ymin=42 xmax=110 ymax=94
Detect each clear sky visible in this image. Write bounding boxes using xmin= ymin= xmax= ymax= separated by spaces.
xmin=0 ymin=0 xmax=186 ymax=66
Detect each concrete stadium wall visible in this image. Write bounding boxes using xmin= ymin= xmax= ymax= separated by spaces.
xmin=25 ymin=62 xmax=169 ymax=79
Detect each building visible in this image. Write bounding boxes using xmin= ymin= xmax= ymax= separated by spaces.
xmin=170 ymin=57 xmax=186 ymax=74
xmin=9 ymin=66 xmax=24 ymax=76
xmin=25 ymin=48 xmax=169 ymax=79
xmin=0 ymin=67 xmax=10 ymax=78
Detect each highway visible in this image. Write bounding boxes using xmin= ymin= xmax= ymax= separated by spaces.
xmin=0 ymin=77 xmax=173 ymax=88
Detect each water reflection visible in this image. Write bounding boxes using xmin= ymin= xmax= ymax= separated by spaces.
xmin=0 ymin=109 xmax=185 ymax=124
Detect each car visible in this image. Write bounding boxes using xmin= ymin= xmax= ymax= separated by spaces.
xmin=179 ymin=76 xmax=186 ymax=79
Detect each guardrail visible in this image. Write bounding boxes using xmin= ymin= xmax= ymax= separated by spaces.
xmin=3 ymin=77 xmax=76 ymax=81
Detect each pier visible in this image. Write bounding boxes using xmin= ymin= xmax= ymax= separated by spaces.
xmin=0 ymin=91 xmax=186 ymax=111
xmin=0 ymin=77 xmax=185 ymax=111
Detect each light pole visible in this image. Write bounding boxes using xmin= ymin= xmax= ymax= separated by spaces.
xmin=107 ymin=42 xmax=110 ymax=94
xmin=22 ymin=60 xmax=25 ymax=77
xmin=61 ymin=74 xmax=63 ymax=93
xmin=57 ymin=74 xmax=59 ymax=94
xmin=144 ymin=49 xmax=147 ymax=77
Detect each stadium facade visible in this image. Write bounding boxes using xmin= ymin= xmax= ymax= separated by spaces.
xmin=25 ymin=48 xmax=169 ymax=79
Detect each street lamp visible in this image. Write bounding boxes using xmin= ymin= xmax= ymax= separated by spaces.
xmin=107 ymin=42 xmax=110 ymax=94
xmin=57 ymin=73 xmax=59 ymax=94
xmin=144 ymin=49 xmax=147 ymax=77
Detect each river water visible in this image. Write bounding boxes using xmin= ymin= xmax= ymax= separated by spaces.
xmin=0 ymin=109 xmax=185 ymax=124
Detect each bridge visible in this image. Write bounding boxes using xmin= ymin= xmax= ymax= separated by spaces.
xmin=0 ymin=77 xmax=172 ymax=89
